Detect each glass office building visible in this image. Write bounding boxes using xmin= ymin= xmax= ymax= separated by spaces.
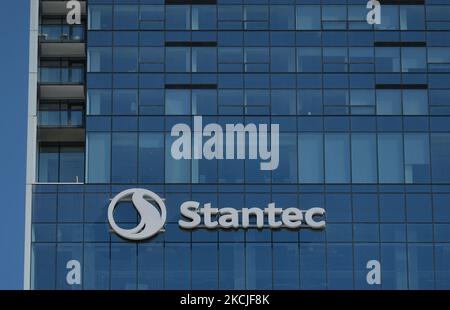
xmin=26 ymin=0 xmax=450 ymax=289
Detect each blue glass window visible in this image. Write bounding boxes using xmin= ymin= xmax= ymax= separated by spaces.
xmin=32 ymin=244 xmax=56 ymax=289
xmin=408 ymin=244 xmax=434 ymax=289
xmin=84 ymin=243 xmax=110 ymax=289
xmin=113 ymin=47 xmax=138 ymax=73
xmin=88 ymin=47 xmax=112 ymax=72
xmin=88 ymin=89 xmax=111 ymax=115
xmin=166 ymin=6 xmax=190 ymax=30
xmin=192 ymin=244 xmax=218 ymax=289
xmin=351 ymin=133 xmax=377 ymax=183
xmin=300 ymin=244 xmax=326 ymax=289
xmin=270 ymin=6 xmax=295 ymax=30
xmin=192 ymin=6 xmax=216 ymax=30
xmin=246 ymin=243 xmax=272 ymax=289
xmin=138 ymin=244 xmax=163 ymax=289
xmin=325 ymin=134 xmax=350 ymax=183
xmin=192 ymin=47 xmax=217 ymax=73
xmin=376 ymin=90 xmax=401 ymax=115
xmin=299 ymin=133 xmax=323 ymax=183
xmin=111 ymin=244 xmax=137 ymax=289
xmin=431 ymin=134 xmax=450 ymax=183
xmin=327 ymin=244 xmax=353 ymax=289
xmin=139 ymin=133 xmax=164 ymax=183
xmin=378 ymin=134 xmax=404 ymax=183
xmin=381 ymin=244 xmax=408 ymax=289
xmin=111 ymin=132 xmax=138 ymax=183
xmin=88 ymin=5 xmax=112 ymax=30
xmin=273 ymin=244 xmax=299 ymax=289
xmin=296 ymin=6 xmax=321 ymax=30
xmin=219 ymin=244 xmax=245 ymax=289
xmin=166 ymin=48 xmax=191 ymax=72
xmin=87 ymin=132 xmax=111 ymax=183
xmin=404 ymin=133 xmax=430 ymax=183
xmin=165 ymin=243 xmax=190 ymax=289
xmin=114 ymin=5 xmax=138 ymax=30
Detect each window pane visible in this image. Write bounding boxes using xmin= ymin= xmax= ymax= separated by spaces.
xmin=59 ymin=146 xmax=84 ymax=183
xmin=137 ymin=244 xmax=163 ymax=289
xmin=114 ymin=5 xmax=138 ymax=30
xmin=112 ymin=132 xmax=137 ymax=183
xmin=84 ymin=243 xmax=110 ymax=289
xmin=271 ymin=90 xmax=296 ymax=115
xmin=139 ymin=133 xmax=164 ymax=183
xmin=271 ymin=48 xmax=295 ymax=72
xmin=431 ymin=133 xmax=450 ymax=183
xmin=402 ymin=48 xmax=426 ymax=73
xmin=327 ymin=244 xmax=353 ymax=289
xmin=192 ymin=90 xmax=217 ymax=115
xmin=246 ymin=243 xmax=272 ymax=289
xmin=298 ymin=90 xmax=322 ymax=115
xmin=88 ymin=47 xmax=112 ymax=72
xmin=88 ymin=5 xmax=112 ymax=30
xmin=31 ymin=244 xmax=56 ymax=289
xmin=192 ymin=6 xmax=216 ymax=30
xmin=219 ymin=244 xmax=245 ymax=289
xmin=166 ymin=90 xmax=190 ymax=115
xmin=166 ymin=6 xmax=190 ymax=30
xmin=408 ymin=244 xmax=434 ymax=289
xmin=113 ymin=89 xmax=138 ymax=115
xmin=111 ymin=244 xmax=137 ymax=289
xmin=296 ymin=6 xmax=321 ymax=30
xmin=166 ymin=47 xmax=191 ymax=72
xmin=38 ymin=146 xmax=59 ymax=182
xmin=403 ymin=90 xmax=428 ymax=115
xmin=300 ymin=244 xmax=326 ymax=289
xmin=273 ymin=133 xmax=297 ymax=183
xmin=192 ymin=244 xmax=218 ymax=289
xmin=299 ymin=133 xmax=323 ymax=183
xmin=375 ymin=47 xmax=400 ymax=72
xmin=351 ymin=133 xmax=377 ymax=183
xmin=113 ymin=47 xmax=138 ymax=72
xmin=400 ymin=6 xmax=425 ymax=30
xmin=166 ymin=133 xmax=190 ymax=183
xmin=404 ymin=133 xmax=430 ymax=183
xmin=270 ymin=6 xmax=295 ymax=30
xmin=376 ymin=90 xmax=401 ymax=115
xmin=165 ymin=244 xmax=190 ymax=289
xmin=381 ymin=244 xmax=408 ymax=289
xmin=273 ymin=244 xmax=299 ymax=289
xmin=378 ymin=134 xmax=404 ymax=183
xmin=87 ymin=132 xmax=111 ymax=183
xmin=88 ymin=89 xmax=111 ymax=115
xmin=325 ymin=134 xmax=350 ymax=183
xmin=192 ymin=47 xmax=217 ymax=73
xmin=375 ymin=6 xmax=398 ymax=30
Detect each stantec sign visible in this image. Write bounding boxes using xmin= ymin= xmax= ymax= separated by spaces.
xmin=108 ymin=189 xmax=326 ymax=241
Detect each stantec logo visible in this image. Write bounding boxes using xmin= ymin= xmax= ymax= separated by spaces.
xmin=107 ymin=189 xmax=167 ymax=240
xmin=108 ymin=189 xmax=326 ymax=241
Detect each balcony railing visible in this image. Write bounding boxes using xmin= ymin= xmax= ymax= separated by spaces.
xmin=39 ymin=67 xmax=84 ymax=84
xmin=39 ymin=25 xmax=85 ymax=42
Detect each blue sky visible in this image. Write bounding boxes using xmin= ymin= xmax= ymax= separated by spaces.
xmin=0 ymin=0 xmax=29 ymax=289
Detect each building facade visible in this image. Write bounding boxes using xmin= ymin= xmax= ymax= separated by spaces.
xmin=26 ymin=0 xmax=450 ymax=290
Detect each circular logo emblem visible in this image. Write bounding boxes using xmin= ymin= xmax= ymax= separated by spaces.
xmin=108 ymin=189 xmax=166 ymax=241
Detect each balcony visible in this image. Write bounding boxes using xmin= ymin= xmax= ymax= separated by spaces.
xmin=39 ymin=25 xmax=85 ymax=57
xmin=39 ymin=67 xmax=85 ymax=100
xmin=38 ymin=104 xmax=84 ymax=128
xmin=41 ymin=1 xmax=87 ymax=17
